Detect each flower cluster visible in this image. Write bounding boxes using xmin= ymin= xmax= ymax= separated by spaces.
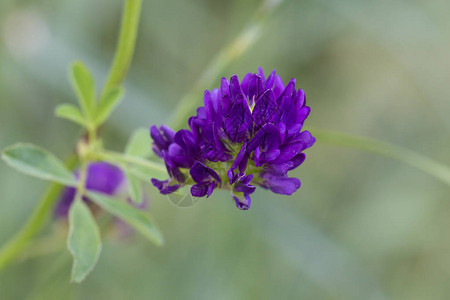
xmin=151 ymin=68 xmax=315 ymax=210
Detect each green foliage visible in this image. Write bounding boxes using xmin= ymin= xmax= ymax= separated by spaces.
xmin=1 ymin=144 xmax=76 ymax=186
xmin=67 ymin=199 xmax=102 ymax=283
xmin=69 ymin=61 xmax=96 ymax=121
xmin=125 ymin=128 xmax=152 ymax=158
xmin=55 ymin=104 xmax=87 ymax=127
xmin=87 ymin=191 xmax=164 ymax=246
xmin=94 ymin=86 xmax=124 ymax=126
xmin=125 ymin=170 xmax=143 ymax=204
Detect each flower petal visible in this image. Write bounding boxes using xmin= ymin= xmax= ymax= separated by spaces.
xmin=189 ymin=161 xmax=221 ymax=185
xmin=248 ymin=123 xmax=281 ymax=153
xmin=224 ymin=94 xmax=253 ymax=143
xmin=151 ymin=178 xmax=180 ymax=195
xmin=260 ymin=173 xmax=301 ymax=195
xmin=233 ymin=194 xmax=251 ymax=210
xmin=252 ymin=89 xmax=277 ymax=128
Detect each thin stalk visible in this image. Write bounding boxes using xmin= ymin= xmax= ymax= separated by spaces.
xmin=99 ymin=150 xmax=167 ymax=174
xmin=101 ymin=0 xmax=143 ymax=96
xmin=310 ymin=128 xmax=450 ymax=187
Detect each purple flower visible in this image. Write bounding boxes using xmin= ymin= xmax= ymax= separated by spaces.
xmin=151 ymin=68 xmax=315 ymax=210
xmin=54 ymin=162 xmax=126 ymax=217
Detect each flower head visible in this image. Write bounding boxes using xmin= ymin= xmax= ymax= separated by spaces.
xmin=151 ymin=68 xmax=315 ymax=210
xmin=54 ymin=162 xmax=126 ymax=217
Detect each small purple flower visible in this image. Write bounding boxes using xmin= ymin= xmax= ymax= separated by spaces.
xmin=151 ymin=68 xmax=315 ymax=210
xmin=54 ymin=162 xmax=126 ymax=217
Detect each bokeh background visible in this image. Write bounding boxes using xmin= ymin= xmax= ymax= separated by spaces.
xmin=1 ymin=0 xmax=450 ymax=299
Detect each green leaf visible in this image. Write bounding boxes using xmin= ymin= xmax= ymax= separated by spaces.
xmin=1 ymin=143 xmax=76 ymax=186
xmin=125 ymin=127 xmax=152 ymax=157
xmin=127 ymin=165 xmax=162 ymax=182
xmin=94 ymin=86 xmax=124 ymax=126
xmin=125 ymin=170 xmax=143 ymax=204
xmin=67 ymin=199 xmax=102 ymax=283
xmin=87 ymin=191 xmax=164 ymax=246
xmin=69 ymin=61 xmax=96 ymax=120
xmin=55 ymin=104 xmax=86 ymax=127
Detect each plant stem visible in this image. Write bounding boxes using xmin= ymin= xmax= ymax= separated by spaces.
xmin=101 ymin=0 xmax=143 ymax=96
xmin=310 ymin=128 xmax=450 ymax=187
xmin=99 ymin=150 xmax=167 ymax=174
xmin=0 ymin=155 xmax=77 ymax=270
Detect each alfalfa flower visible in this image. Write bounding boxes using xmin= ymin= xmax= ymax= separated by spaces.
xmin=151 ymin=67 xmax=315 ymax=210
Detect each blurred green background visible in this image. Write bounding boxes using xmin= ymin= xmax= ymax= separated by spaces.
xmin=1 ymin=0 xmax=450 ymax=299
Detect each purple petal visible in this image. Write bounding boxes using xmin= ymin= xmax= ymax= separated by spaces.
xmin=295 ymin=88 xmax=306 ymax=108
xmin=266 ymin=162 xmax=294 ymax=176
xmin=260 ymin=173 xmax=301 ymax=195
xmin=297 ymin=106 xmax=311 ymax=124
xmin=224 ymin=94 xmax=253 ymax=143
xmin=234 ymin=175 xmax=256 ymax=195
xmin=257 ymin=66 xmax=266 ymax=81
xmin=289 ymin=153 xmax=306 ymax=171
xmin=273 ymin=75 xmax=285 ymax=99
xmin=151 ymin=178 xmax=180 ymax=195
xmin=189 ymin=161 xmax=221 ymax=185
xmin=85 ymin=162 xmax=125 ymax=195
xmin=248 ymin=123 xmax=281 ymax=153
xmin=228 ymin=141 xmax=248 ymax=184
xmin=54 ymin=186 xmax=76 ymax=217
xmin=265 ymin=69 xmax=276 ymax=89
xmin=252 ymin=89 xmax=277 ymax=128
xmin=229 ymin=75 xmax=244 ymax=99
xmin=241 ymin=72 xmax=253 ymax=96
xmin=191 ymin=183 xmax=208 ymax=197
xmin=277 ymin=79 xmax=296 ymax=104
xmin=286 ymin=130 xmax=316 ymax=149
xmin=233 ymin=194 xmax=251 ymax=210
xmin=248 ymin=75 xmax=266 ymax=106
xmin=174 ymin=129 xmax=200 ymax=158
xmin=168 ymin=143 xmax=191 ymax=168
xmin=220 ymin=78 xmax=232 ymax=116
xmin=150 ymin=125 xmax=174 ymax=157
xmin=162 ymin=150 xmax=185 ymax=183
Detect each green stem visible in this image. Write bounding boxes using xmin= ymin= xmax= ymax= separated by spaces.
xmin=169 ymin=0 xmax=286 ymax=130
xmin=101 ymin=0 xmax=143 ymax=96
xmin=310 ymin=128 xmax=450 ymax=187
xmin=0 ymin=155 xmax=77 ymax=270
xmin=99 ymin=150 xmax=167 ymax=175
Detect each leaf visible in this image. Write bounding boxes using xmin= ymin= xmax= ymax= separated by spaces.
xmin=125 ymin=170 xmax=143 ymax=204
xmin=127 ymin=165 xmax=162 ymax=182
xmin=69 ymin=61 xmax=96 ymax=120
xmin=1 ymin=143 xmax=76 ymax=186
xmin=55 ymin=104 xmax=86 ymax=127
xmin=125 ymin=127 xmax=152 ymax=158
xmin=94 ymin=86 xmax=124 ymax=126
xmin=87 ymin=191 xmax=164 ymax=246
xmin=67 ymin=199 xmax=102 ymax=283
